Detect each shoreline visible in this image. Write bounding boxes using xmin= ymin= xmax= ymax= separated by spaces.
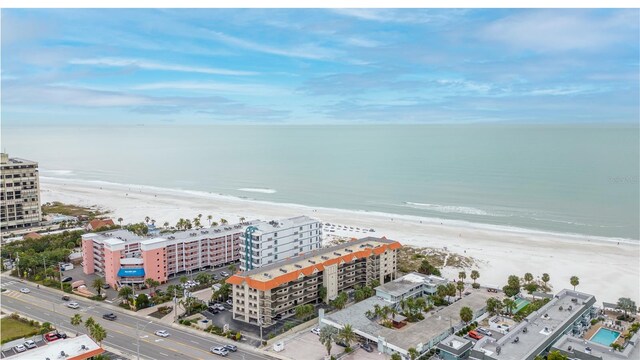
xmin=39 ymin=176 xmax=639 ymax=302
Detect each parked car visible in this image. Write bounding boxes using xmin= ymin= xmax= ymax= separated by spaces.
xmin=361 ymin=342 xmax=374 ymax=353
xmin=13 ymin=344 xmax=26 ymax=353
xmin=67 ymin=302 xmax=80 ymax=309
xmin=101 ymin=283 xmax=110 ymax=289
xmin=210 ymin=346 xmax=229 ymax=356
xmin=215 ymin=304 xmax=225 ymax=311
xmin=468 ymin=330 xmax=483 ymax=340
xmin=224 ymin=345 xmax=237 ymax=352
xmin=61 ymin=276 xmax=73 ymax=283
xmin=19 ymin=288 xmax=30 ymax=294
xmin=311 ymin=327 xmax=321 ymax=335
xmin=23 ymin=340 xmax=36 ymax=349
xmin=103 ymin=313 xmax=117 ymax=321
xmin=226 ymin=299 xmax=233 ymax=306
xmin=336 ymin=340 xmax=349 ymax=347
xmin=61 ymin=295 xmax=70 ymax=301
xmin=208 ymin=307 xmax=219 ymax=314
xmin=220 ymin=271 xmax=229 ymax=277
xmin=44 ymin=332 xmax=66 ymax=342
xmin=477 ymin=327 xmax=492 ymax=337
xmin=154 ymin=330 xmax=170 ymax=337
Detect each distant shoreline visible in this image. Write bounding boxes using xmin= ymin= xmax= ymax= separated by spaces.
xmin=40 ymin=175 xmax=638 ymax=245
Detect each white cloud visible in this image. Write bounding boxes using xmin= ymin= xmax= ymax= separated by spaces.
xmin=69 ymin=57 xmax=257 ymax=76
xmin=331 ymin=9 xmax=466 ymax=24
xmin=343 ymin=36 xmax=382 ymax=48
xmin=132 ymin=81 xmax=291 ymax=95
xmin=481 ymin=10 xmax=638 ymax=52
xmin=208 ymin=31 xmax=341 ymax=60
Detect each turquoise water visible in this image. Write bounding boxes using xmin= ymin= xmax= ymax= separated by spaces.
xmin=590 ymin=328 xmax=620 ymax=346
xmin=514 ymin=298 xmax=531 ymax=313
xmin=1 ymin=124 xmax=638 ymax=239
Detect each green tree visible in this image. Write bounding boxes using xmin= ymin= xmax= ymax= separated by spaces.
xmin=617 ymin=297 xmax=637 ymax=318
xmin=84 ymin=317 xmax=96 ymax=333
xmin=135 ymin=293 xmax=150 ymax=310
xmin=180 ymin=276 xmax=188 ymax=286
xmin=369 ymin=279 xmax=380 ymax=288
xmin=39 ymin=322 xmax=54 ymax=334
xmin=391 ymin=353 xmax=402 ymax=360
xmin=460 ymin=306 xmax=473 ymax=324
xmin=228 ymin=264 xmax=237 ymax=273
xmin=338 ymin=324 xmax=356 ymax=349
xmin=486 ymin=297 xmax=503 ymax=316
xmin=418 ymin=259 xmax=441 ymax=276
xmin=92 ymin=278 xmax=105 ymax=296
xmin=331 ymin=292 xmax=348 ymax=310
xmin=195 ymin=273 xmax=211 ymax=286
xmin=547 ymin=350 xmax=568 ymax=360
xmin=318 ymin=285 xmax=327 ymax=303
xmin=319 ymin=326 xmax=337 ymax=356
xmin=207 ymin=215 xmax=213 ymax=226
xmin=446 ymin=283 xmax=457 ymax=298
xmin=541 ymin=273 xmax=550 ymax=290
xmin=212 ymin=283 xmax=231 ymax=301
xmin=145 ymin=278 xmax=160 ymax=294
xmin=118 ymin=286 xmax=133 ymax=303
xmin=570 ymin=276 xmax=580 ymax=290
xmin=458 ymin=271 xmax=467 ymax=282
xmin=220 ymin=218 xmax=228 ymax=225
xmin=524 ymin=273 xmax=534 ymax=284
xmin=503 ymin=298 xmax=517 ymax=315
xmin=408 ymin=347 xmax=419 ymax=360
xmin=295 ymin=304 xmax=314 ymax=321
xmin=70 ymin=314 xmax=83 ymax=326
xmin=163 ymin=221 xmax=169 ymax=228
xmin=503 ymin=275 xmax=521 ymax=297
xmin=117 ymin=217 xmax=123 ymax=226
xmin=91 ymin=323 xmax=107 ymax=345
xmin=470 ymin=270 xmax=480 ymax=284
xmin=456 ymin=281 xmax=465 ymax=298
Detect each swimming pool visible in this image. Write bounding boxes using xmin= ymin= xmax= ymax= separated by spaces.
xmin=590 ymin=328 xmax=620 ymax=346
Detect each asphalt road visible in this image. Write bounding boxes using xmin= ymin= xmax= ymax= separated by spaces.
xmin=0 ymin=275 xmax=277 ymax=360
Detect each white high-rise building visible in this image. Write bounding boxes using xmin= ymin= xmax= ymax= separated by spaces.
xmin=239 ymin=215 xmax=322 ymax=271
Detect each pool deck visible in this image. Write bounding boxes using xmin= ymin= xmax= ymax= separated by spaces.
xmin=585 ymin=323 xmax=625 ymax=346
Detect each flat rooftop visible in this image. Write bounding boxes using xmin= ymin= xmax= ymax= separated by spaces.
xmin=376 ymin=272 xmax=447 ymax=297
xmin=10 ymin=334 xmax=103 ymax=359
xmin=249 ymin=215 xmax=319 ymax=234
xmin=474 ymin=289 xmax=596 ymax=360
xmin=552 ymin=333 xmax=640 ymax=360
xmin=0 ymin=154 xmax=37 ymax=166
xmin=324 ymin=289 xmax=499 ymax=351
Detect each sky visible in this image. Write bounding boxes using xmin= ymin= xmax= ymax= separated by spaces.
xmin=1 ymin=8 xmax=639 ymax=125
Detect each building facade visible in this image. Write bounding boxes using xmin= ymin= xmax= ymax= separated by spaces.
xmin=227 ymin=237 xmax=400 ymax=326
xmin=239 ymin=216 xmax=322 ymax=271
xmin=0 ymin=153 xmax=41 ymax=232
xmin=82 ymin=223 xmax=250 ymax=288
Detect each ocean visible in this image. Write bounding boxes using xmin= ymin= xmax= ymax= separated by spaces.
xmin=2 ymin=124 xmax=638 ymax=240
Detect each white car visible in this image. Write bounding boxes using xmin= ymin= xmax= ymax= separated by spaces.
xmin=154 ymin=330 xmax=170 ymax=337
xmin=23 ymin=340 xmax=36 ymax=349
xmin=13 ymin=344 xmax=26 ymax=353
xmin=226 ymin=299 xmax=232 ymax=306
xmin=210 ymin=346 xmax=229 ymax=356
xmin=19 ymin=288 xmax=30 ymax=294
xmin=67 ymin=302 xmax=80 ymax=309
xmin=215 ymin=304 xmax=225 ymax=311
xmin=311 ymin=327 xmax=321 ymax=335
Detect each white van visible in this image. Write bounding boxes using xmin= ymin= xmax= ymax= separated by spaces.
xmin=60 ymin=263 xmax=74 ymax=271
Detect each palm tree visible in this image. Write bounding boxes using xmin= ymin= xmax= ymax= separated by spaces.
xmin=408 ymin=347 xmax=419 ymax=360
xmin=145 ymin=278 xmax=160 ymax=294
xmin=229 ymin=264 xmax=237 ymax=273
xmin=220 ymin=218 xmax=228 ymax=225
xmin=144 ymin=216 xmax=150 ymax=224
xmin=91 ymin=323 xmax=107 ymax=345
xmin=118 ymin=286 xmax=133 ymax=304
xmin=92 ymin=278 xmax=105 ymax=296
xmin=211 ymin=221 xmax=219 ymax=227
xmin=319 ymin=326 xmax=337 ymax=357
xmin=458 ymin=271 xmax=467 ymax=282
xmin=198 ymin=214 xmax=203 ymax=220
xmin=570 ymin=276 xmax=579 ymax=290
xmin=542 ymin=273 xmax=550 ymax=290
xmin=239 ymin=217 xmax=246 ymax=224
xmin=84 ymin=317 xmax=96 ymax=333
xmin=470 ymin=270 xmax=480 ymax=284
xmin=207 ymin=215 xmax=213 ymax=226
xmin=117 ymin=217 xmax=123 ymax=226
xmin=457 ymin=281 xmax=465 ymax=298
xmin=180 ymin=276 xmax=188 ymax=286
xmin=503 ymin=298 xmax=517 ymax=315
xmin=460 ymin=306 xmax=473 ymax=324
xmin=338 ymin=324 xmax=356 ymax=349
xmin=163 ymin=221 xmax=169 ymax=229
xmin=524 ymin=273 xmax=534 ymax=284
xmin=70 ymin=314 xmax=83 ymax=326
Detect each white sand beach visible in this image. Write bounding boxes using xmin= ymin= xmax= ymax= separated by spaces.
xmin=41 ymin=177 xmax=639 ymax=302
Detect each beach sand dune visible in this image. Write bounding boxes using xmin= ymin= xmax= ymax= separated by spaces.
xmin=41 ymin=177 xmax=639 ymax=302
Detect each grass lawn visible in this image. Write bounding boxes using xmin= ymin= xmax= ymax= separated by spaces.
xmin=0 ymin=318 xmax=39 ymax=344
xmin=41 ymin=201 xmax=105 ymax=217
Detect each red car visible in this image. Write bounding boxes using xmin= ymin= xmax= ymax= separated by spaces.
xmin=468 ymin=330 xmax=484 ymax=340
xmin=44 ymin=332 xmax=66 ymax=342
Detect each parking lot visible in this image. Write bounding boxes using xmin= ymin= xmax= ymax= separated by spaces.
xmin=0 ymin=334 xmax=47 ymax=358
xmin=268 ymin=330 xmax=346 ymax=360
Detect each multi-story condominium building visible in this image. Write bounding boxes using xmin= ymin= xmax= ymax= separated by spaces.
xmin=227 ymin=237 xmax=400 ymax=326
xmin=239 ymin=215 xmax=322 ymax=271
xmin=82 ymin=223 xmax=252 ymax=288
xmin=0 ymin=153 xmax=41 ymax=232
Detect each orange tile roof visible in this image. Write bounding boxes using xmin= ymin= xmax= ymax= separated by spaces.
xmin=69 ymin=347 xmax=104 ymax=360
xmin=226 ymin=241 xmax=401 ymax=291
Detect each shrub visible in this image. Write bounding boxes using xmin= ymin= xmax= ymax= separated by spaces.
xmin=235 ymin=332 xmax=242 ymax=341
xmin=472 ymin=283 xmax=480 ymax=289
xmin=591 ymin=319 xmax=600 ymax=325
xmin=345 ymin=346 xmax=352 ymax=353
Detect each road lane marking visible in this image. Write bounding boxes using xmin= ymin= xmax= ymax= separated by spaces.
xmin=190 ymin=340 xmax=199 ymax=344
xmin=159 ymin=352 xmax=169 ymax=356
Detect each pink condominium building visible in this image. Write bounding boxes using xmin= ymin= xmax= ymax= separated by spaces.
xmin=81 ymin=223 xmax=251 ymax=288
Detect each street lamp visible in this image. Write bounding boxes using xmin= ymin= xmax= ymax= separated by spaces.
xmin=136 ymin=320 xmax=153 ymax=360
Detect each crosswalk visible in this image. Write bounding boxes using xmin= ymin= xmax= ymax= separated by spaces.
xmin=1 ymin=289 xmax=27 ymax=299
